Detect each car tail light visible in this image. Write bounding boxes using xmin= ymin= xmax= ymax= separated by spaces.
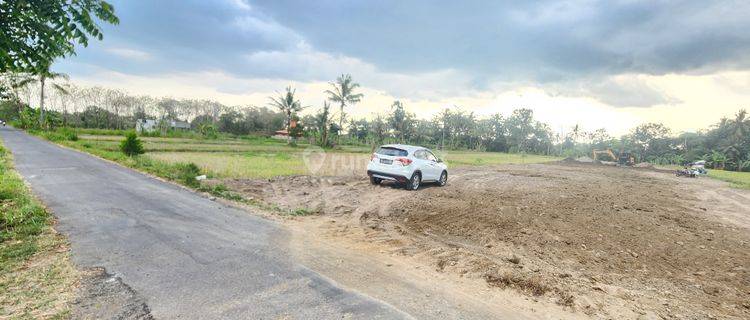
xmin=395 ymin=157 xmax=412 ymax=166
xmin=371 ymin=153 xmax=378 ymax=161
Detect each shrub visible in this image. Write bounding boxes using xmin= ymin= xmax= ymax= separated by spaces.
xmin=38 ymin=128 xmax=77 ymax=142
xmin=120 ymin=132 xmax=145 ymax=156
xmin=59 ymin=127 xmax=78 ymax=141
xmin=174 ymin=162 xmax=201 ymax=187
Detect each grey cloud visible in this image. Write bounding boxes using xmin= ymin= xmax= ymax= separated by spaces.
xmin=252 ymin=0 xmax=750 ymax=80
xmin=586 ymin=79 xmax=681 ymax=108
xmin=59 ymin=0 xmax=750 ymax=102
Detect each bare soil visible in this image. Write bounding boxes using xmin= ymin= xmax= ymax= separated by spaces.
xmin=218 ymin=162 xmax=750 ymax=319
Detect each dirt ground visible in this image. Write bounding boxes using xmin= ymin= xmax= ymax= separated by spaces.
xmin=217 ymin=162 xmax=750 ymax=319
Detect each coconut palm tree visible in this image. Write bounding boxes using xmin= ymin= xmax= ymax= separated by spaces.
xmin=731 ymin=109 xmax=747 ymax=142
xmin=268 ymin=86 xmax=304 ymax=144
xmin=15 ymin=64 xmax=69 ymax=128
xmin=315 ymin=101 xmax=331 ymax=147
xmin=325 ymin=74 xmax=363 ymax=144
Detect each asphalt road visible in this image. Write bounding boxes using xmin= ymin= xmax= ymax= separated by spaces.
xmin=0 ymin=127 xmax=408 ymax=319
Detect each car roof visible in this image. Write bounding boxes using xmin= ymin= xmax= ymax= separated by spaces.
xmin=379 ymin=144 xmax=429 ymax=153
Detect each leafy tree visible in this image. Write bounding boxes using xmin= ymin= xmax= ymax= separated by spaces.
xmin=268 ymin=86 xmax=304 ymax=144
xmin=387 ymin=101 xmax=414 ymax=142
xmin=0 ymin=0 xmax=119 ymax=73
xmin=590 ymin=128 xmax=613 ymax=150
xmin=631 ymin=122 xmax=671 ymax=160
xmin=370 ymin=114 xmax=387 ymax=145
xmin=120 ymin=132 xmax=144 ymax=156
xmin=197 ymin=122 xmax=217 ymax=139
xmin=709 ymin=150 xmax=727 ymax=170
xmin=505 ymin=109 xmax=535 ymax=152
xmin=325 ymin=74 xmax=363 ymax=143
xmin=727 ymin=109 xmax=748 ymax=169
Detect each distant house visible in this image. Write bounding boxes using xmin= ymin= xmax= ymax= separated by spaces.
xmin=169 ymin=120 xmax=191 ymax=130
xmin=272 ymin=130 xmax=289 ymax=140
xmin=136 ymin=119 xmax=191 ymax=133
xmin=136 ymin=119 xmax=158 ymax=133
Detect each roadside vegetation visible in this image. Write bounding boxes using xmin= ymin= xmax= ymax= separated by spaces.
xmin=0 ymin=139 xmax=78 ymax=319
xmin=1 ymin=0 xmax=120 ymax=318
xmin=708 ymin=170 xmax=750 ymax=189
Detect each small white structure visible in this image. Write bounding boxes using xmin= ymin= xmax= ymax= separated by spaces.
xmin=170 ymin=120 xmax=191 ymax=130
xmin=136 ymin=119 xmax=158 ymax=133
xmin=136 ymin=119 xmax=191 ymax=132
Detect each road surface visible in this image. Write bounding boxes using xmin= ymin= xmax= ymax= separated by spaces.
xmin=0 ymin=127 xmax=408 ymax=319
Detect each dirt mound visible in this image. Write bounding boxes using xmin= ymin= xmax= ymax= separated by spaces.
xmin=575 ymin=156 xmax=595 ymax=163
xmin=222 ymin=164 xmax=750 ymax=319
xmin=635 ymin=162 xmax=654 ymax=168
xmin=219 ymin=175 xmax=409 ymax=217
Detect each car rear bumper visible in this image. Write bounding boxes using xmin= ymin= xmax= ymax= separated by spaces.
xmin=367 ymin=170 xmax=408 ymax=182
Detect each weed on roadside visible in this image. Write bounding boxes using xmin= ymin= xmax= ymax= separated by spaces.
xmin=0 ymin=139 xmax=78 ymax=318
xmin=483 ymin=271 xmax=552 ymax=296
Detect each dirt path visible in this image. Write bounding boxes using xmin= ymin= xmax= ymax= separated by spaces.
xmin=286 ymin=217 xmax=585 ymax=320
xmin=221 ymin=162 xmax=750 ymax=319
xmin=647 ymin=171 xmax=750 ymax=230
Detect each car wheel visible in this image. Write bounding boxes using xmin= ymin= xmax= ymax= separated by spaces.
xmin=370 ymin=176 xmax=382 ymax=185
xmin=406 ymin=172 xmax=421 ymax=190
xmin=438 ymin=171 xmax=448 ymax=186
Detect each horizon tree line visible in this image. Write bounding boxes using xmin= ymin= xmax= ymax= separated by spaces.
xmin=1 ymin=72 xmax=749 ymax=171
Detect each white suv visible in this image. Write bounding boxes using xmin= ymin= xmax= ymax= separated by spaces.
xmin=367 ymin=144 xmax=448 ymax=190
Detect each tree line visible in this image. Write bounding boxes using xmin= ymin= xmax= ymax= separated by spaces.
xmin=1 ymin=71 xmax=749 ymax=171
xmin=1 ymin=1 xmax=748 ymax=171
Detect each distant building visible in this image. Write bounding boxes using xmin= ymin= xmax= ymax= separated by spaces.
xmin=136 ymin=119 xmax=191 ymax=133
xmin=170 ymin=120 xmax=191 ymax=130
xmin=136 ymin=119 xmax=158 ymax=133
xmin=272 ymin=130 xmax=289 ymax=140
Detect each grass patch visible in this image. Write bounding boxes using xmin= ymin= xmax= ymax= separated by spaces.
xmin=658 ymin=165 xmax=750 ymax=189
xmin=148 ymin=152 xmax=306 ymax=178
xmin=0 ymin=144 xmax=49 ymax=267
xmin=0 ymin=138 xmax=78 ymax=319
xmin=441 ymin=151 xmax=560 ymax=166
xmin=29 ymin=128 xmax=78 ymax=143
xmin=290 ymin=208 xmax=314 ymax=216
xmin=197 ymin=184 xmax=244 ymax=201
xmin=66 ymin=133 xmax=563 ymax=180
xmin=708 ymin=170 xmax=750 ymax=189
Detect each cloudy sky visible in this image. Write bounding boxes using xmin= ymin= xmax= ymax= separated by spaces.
xmin=57 ymin=0 xmax=750 ymax=135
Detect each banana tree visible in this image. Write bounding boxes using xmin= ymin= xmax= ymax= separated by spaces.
xmin=710 ymin=150 xmax=727 ymax=170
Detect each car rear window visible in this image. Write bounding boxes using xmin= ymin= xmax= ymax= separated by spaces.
xmin=376 ymin=147 xmax=408 ymax=157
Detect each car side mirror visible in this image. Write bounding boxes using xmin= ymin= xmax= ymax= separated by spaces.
xmin=436 ymin=158 xmax=443 ymax=163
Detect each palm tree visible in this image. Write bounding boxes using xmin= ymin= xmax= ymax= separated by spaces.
xmin=571 ymin=124 xmax=581 ymax=143
xmin=4 ymin=72 xmax=34 ymax=114
xmin=15 ymin=64 xmax=69 ymax=128
xmin=325 ymin=74 xmax=363 ymax=144
xmin=724 ymin=109 xmax=748 ymax=171
xmin=315 ymin=101 xmax=331 ymax=147
xmin=731 ymin=109 xmax=747 ymax=142
xmin=268 ymin=86 xmax=304 ymax=144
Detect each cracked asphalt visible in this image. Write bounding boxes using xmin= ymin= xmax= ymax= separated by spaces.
xmin=0 ymin=127 xmax=408 ymax=319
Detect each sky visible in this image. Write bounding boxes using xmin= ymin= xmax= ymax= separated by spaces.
xmin=56 ymin=0 xmax=750 ymax=135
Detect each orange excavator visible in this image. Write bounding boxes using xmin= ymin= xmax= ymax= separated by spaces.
xmin=592 ymin=149 xmax=635 ymax=166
